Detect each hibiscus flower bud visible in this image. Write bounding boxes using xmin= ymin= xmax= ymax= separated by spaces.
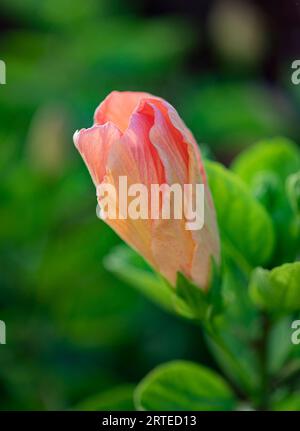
xmin=74 ymin=91 xmax=220 ymax=290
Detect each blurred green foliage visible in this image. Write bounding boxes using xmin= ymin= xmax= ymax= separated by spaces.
xmin=0 ymin=0 xmax=299 ymax=410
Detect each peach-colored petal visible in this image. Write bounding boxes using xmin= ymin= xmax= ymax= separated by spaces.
xmin=103 ymin=139 xmax=155 ymax=265
xmin=74 ymin=122 xmax=121 ymax=185
xmin=151 ymin=218 xmax=195 ymax=285
xmin=74 ymin=90 xmax=221 ymax=290
xmin=164 ymin=102 xmax=220 ymax=287
xmin=147 ymin=99 xmax=220 ymax=288
xmin=94 ymin=90 xmax=153 ymax=133
xmin=73 ymin=121 xmax=159 ymax=266
xmin=121 ymin=107 xmax=166 ymax=187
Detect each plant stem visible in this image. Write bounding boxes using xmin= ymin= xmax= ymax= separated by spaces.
xmin=204 ymin=321 xmax=255 ymax=400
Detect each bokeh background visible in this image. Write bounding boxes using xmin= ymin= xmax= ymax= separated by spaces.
xmin=0 ymin=0 xmax=299 ymax=410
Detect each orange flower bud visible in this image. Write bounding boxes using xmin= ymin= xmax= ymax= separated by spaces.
xmin=74 ymin=91 xmax=220 ymax=289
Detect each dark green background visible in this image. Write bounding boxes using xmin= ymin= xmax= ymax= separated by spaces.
xmin=0 ymin=0 xmax=299 ymax=410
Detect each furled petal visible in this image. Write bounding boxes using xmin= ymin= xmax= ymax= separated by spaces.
xmin=74 ymin=91 xmax=220 ymax=290
xmin=94 ymin=90 xmax=152 ymax=132
xmin=163 ymin=101 xmax=220 ymax=287
xmin=138 ymin=98 xmax=220 ymax=288
xmin=73 ymin=122 xmax=121 ymax=185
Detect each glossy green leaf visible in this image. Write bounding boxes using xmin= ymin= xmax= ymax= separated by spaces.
xmin=286 ymin=171 xmax=300 ymax=215
xmin=231 ymin=137 xmax=300 ymax=184
xmin=205 ymin=160 xmax=275 ymax=268
xmin=135 ymin=360 xmax=236 ymax=411
xmin=249 ymin=262 xmax=300 ymax=313
xmin=231 ymin=138 xmax=300 ymax=263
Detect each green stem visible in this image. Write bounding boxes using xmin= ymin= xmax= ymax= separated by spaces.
xmin=204 ymin=321 xmax=255 ymax=400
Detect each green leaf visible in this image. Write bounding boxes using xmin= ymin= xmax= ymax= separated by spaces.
xmin=75 ymin=385 xmax=135 ymax=411
xmin=175 ymin=273 xmax=210 ymax=320
xmin=249 ymin=262 xmax=300 ymax=313
xmin=134 ymin=360 xmax=236 ymax=411
xmin=205 ymin=160 xmax=275 ymax=268
xmin=175 ymin=263 xmax=222 ymax=322
xmin=286 ymin=171 xmax=300 ymax=215
xmin=231 ymin=137 xmax=300 ymax=184
xmin=231 ymin=138 xmax=300 ymax=262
